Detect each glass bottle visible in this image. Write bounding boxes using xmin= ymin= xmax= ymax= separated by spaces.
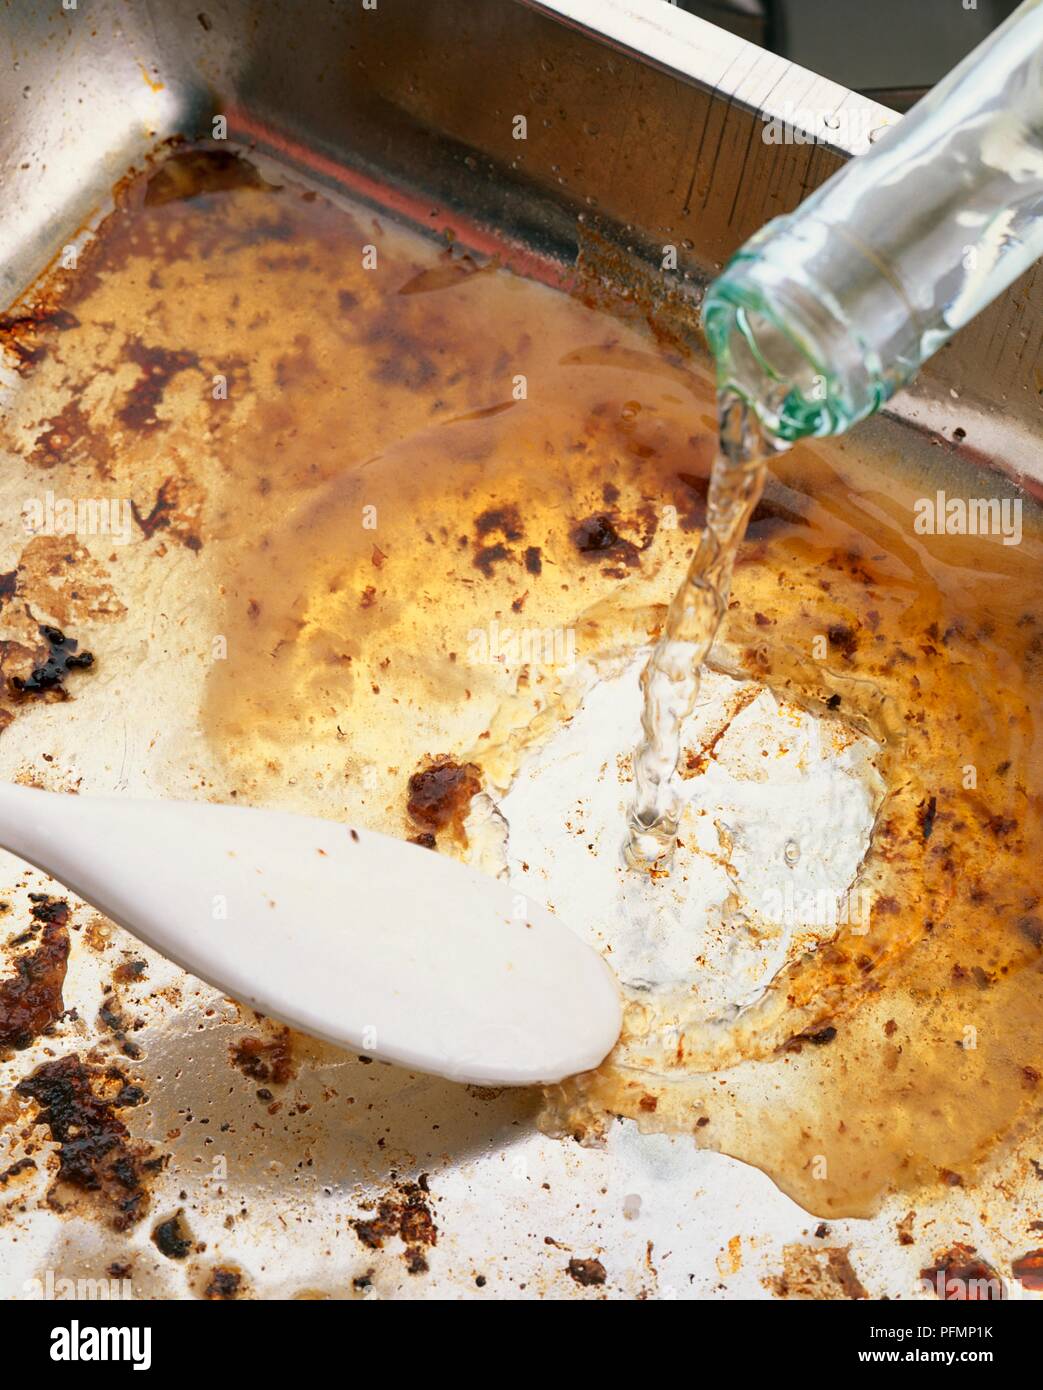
xmin=702 ymin=0 xmax=1043 ymax=446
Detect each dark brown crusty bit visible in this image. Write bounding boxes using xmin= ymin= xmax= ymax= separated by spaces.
xmin=229 ymin=1027 xmax=295 ymax=1086
xmin=204 ymin=1266 xmax=243 ymax=1300
xmin=27 ymin=396 xmax=113 ymax=473
xmin=0 ymin=1157 xmax=36 ymax=1187
xmin=1011 ymin=1248 xmax=1043 ymax=1291
xmin=571 ymin=513 xmax=642 ymax=570
xmin=572 ymin=514 xmax=618 ymax=552
xmin=475 ymin=504 xmax=522 ymax=542
xmin=986 ymin=812 xmax=1017 ymax=839
xmin=15 ymin=1054 xmax=161 ymax=1230
xmin=0 ymin=920 xmax=70 ymax=1049
xmin=469 ymin=498 xmax=524 ymax=579
xmin=6 ymin=624 xmax=94 ymax=701
xmin=782 ymin=1025 xmax=837 ymax=1053
xmin=351 ymin=1178 xmax=437 ymax=1275
xmin=919 ymin=794 xmax=938 ymax=840
xmin=118 ymin=339 xmax=199 ymax=433
xmin=97 ymin=997 xmax=142 ymax=1060
xmin=113 ymin=958 xmax=148 ymax=984
xmin=129 ymin=475 xmax=202 ymax=551
xmin=567 ymin=1257 xmax=607 ymax=1287
xmin=827 ymin=622 xmax=858 ymax=658
xmin=0 ymin=302 xmax=78 ymax=375
xmin=524 ymin=545 xmax=543 ymax=576
xmin=153 ymin=1210 xmax=193 ymax=1260
xmin=406 ymin=756 xmax=481 ymax=838
xmin=473 ymin=541 xmax=510 ymax=577
xmin=29 ymin=894 xmax=72 ymax=927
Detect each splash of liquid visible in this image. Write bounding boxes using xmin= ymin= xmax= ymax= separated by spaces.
xmin=626 ymin=391 xmax=775 ymax=865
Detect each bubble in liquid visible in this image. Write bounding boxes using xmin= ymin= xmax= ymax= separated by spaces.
xmin=784 ymin=839 xmax=800 ymax=866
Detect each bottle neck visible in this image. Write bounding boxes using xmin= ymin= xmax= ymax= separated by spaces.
xmin=703 ymin=0 xmax=1043 ymax=446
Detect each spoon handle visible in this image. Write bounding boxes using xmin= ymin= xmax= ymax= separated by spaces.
xmin=0 ymin=784 xmax=620 ymax=1085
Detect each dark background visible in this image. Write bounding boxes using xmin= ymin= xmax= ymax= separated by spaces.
xmin=673 ymin=0 xmax=1022 ymax=108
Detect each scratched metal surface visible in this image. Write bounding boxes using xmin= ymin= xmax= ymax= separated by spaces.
xmin=0 ymin=0 xmax=1040 ymax=1302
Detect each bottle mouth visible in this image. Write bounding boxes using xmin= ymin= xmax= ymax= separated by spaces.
xmin=702 ymin=244 xmax=887 ymax=446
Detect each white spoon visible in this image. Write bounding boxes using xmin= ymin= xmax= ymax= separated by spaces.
xmin=0 ymin=784 xmax=620 ymax=1086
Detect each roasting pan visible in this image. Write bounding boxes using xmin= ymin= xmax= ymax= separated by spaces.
xmin=0 ymin=0 xmax=1040 ymax=1301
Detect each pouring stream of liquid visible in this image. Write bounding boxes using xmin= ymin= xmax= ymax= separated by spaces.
xmin=626 ymin=391 xmax=773 ymax=866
